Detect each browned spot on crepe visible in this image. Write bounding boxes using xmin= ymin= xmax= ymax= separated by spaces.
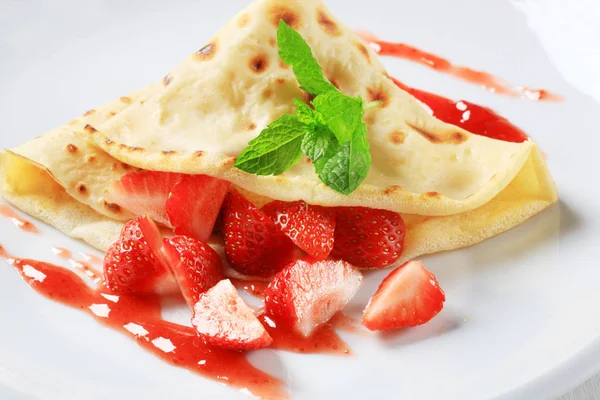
xmin=268 ymin=5 xmax=301 ymax=29
xmin=383 ymin=185 xmax=402 ymax=195
xmin=249 ymin=54 xmax=269 ymax=73
xmin=388 ymin=131 xmax=406 ymax=145
xmin=107 ymin=111 xmax=117 ymax=118
xmin=262 ymin=88 xmax=272 ymax=99
xmin=424 ymin=191 xmax=442 ymax=198
xmin=120 ymin=96 xmax=132 ymax=104
xmin=246 ymin=122 xmax=257 ymax=131
xmin=194 ymin=150 xmax=205 ymax=157
xmin=367 ymin=86 xmax=389 ymax=107
xmin=162 ymin=74 xmax=173 ymax=86
xmin=83 ymin=109 xmax=96 ymax=116
xmin=161 ymin=150 xmax=177 ymax=156
xmin=302 ymin=91 xmax=316 ymax=104
xmin=237 ymin=13 xmax=250 ymax=27
xmin=317 ymin=8 xmax=340 ymax=36
xmin=268 ymin=38 xmax=276 ymax=47
xmin=355 ymin=42 xmax=371 ymax=63
xmin=408 ymin=122 xmax=469 ymax=145
xmin=103 ymin=201 xmax=122 ymax=213
xmin=193 ymin=41 xmax=217 ymax=61
xmin=76 ymin=183 xmax=88 ymax=195
xmin=129 ymin=146 xmax=144 ymax=152
xmin=66 ymin=144 xmax=78 ymax=154
xmin=86 ymin=154 xmax=96 ymax=163
xmin=84 ymin=124 xmax=97 ymax=133
xmin=278 ymin=59 xmax=290 ymax=69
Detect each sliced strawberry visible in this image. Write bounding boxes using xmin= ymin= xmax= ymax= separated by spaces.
xmin=166 ymin=175 xmax=230 ymax=242
xmin=162 ymin=235 xmax=224 ymax=309
xmin=362 ymin=260 xmax=445 ymax=330
xmin=108 ymin=171 xmax=184 ymax=226
xmin=103 ymin=215 xmax=177 ymax=294
xmin=222 ymin=190 xmax=297 ymax=277
xmin=264 ymin=258 xmax=363 ymax=337
xmin=262 ymin=200 xmax=335 ymax=260
xmin=331 ymin=207 xmax=406 ymax=269
xmin=191 ymin=279 xmax=272 ymax=350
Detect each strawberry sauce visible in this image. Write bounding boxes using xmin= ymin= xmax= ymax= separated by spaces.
xmin=0 ymin=205 xmax=40 ymax=233
xmin=391 ymin=77 xmax=529 ymax=143
xmin=358 ymin=31 xmax=563 ymax=101
xmin=0 ymin=245 xmax=287 ymax=399
xmin=52 ymin=246 xmax=102 ymax=283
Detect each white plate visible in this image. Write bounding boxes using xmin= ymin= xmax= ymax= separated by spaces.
xmin=1 ymin=0 xmax=599 ymax=399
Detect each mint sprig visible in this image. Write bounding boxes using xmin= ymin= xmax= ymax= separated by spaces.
xmin=234 ymin=20 xmax=374 ymax=195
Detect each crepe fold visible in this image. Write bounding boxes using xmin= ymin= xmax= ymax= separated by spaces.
xmin=0 ymin=0 xmax=557 ymax=266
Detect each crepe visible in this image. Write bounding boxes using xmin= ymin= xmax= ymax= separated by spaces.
xmin=0 ymin=0 xmax=557 ymax=268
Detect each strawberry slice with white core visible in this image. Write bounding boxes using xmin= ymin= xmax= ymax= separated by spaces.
xmin=103 ymin=215 xmax=177 ymax=295
xmin=362 ymin=260 xmax=445 ymax=331
xmin=264 ymin=259 xmax=363 ymax=337
xmin=108 ymin=171 xmax=184 ymax=226
xmin=166 ymin=174 xmax=230 ymax=242
xmin=162 ymin=235 xmax=224 ymax=309
xmin=192 ymin=279 xmax=272 ymax=350
xmin=262 ymin=200 xmax=335 ymax=260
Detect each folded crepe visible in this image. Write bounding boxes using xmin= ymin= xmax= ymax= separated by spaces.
xmin=0 ymin=0 xmax=557 ymax=265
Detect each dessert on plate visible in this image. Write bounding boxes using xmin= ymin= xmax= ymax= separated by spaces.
xmin=0 ymin=0 xmax=557 ymax=397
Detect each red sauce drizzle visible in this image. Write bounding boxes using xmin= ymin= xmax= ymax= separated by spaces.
xmin=357 ymin=31 xmax=563 ymax=102
xmin=390 ymin=76 xmax=529 ymax=143
xmin=0 ymin=245 xmax=287 ymax=399
xmin=0 ymin=205 xmax=40 ymax=233
xmin=79 ymin=252 xmax=104 ymax=265
xmin=1 ymin=245 xmax=355 ymax=397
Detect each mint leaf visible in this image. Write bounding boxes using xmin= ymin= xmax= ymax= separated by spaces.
xmin=301 ymin=126 xmax=338 ymax=168
xmin=312 ymin=91 xmax=363 ymax=143
xmin=277 ymin=20 xmax=336 ymax=96
xmin=293 ymin=99 xmax=321 ymax=126
xmin=317 ymin=122 xmax=371 ymax=195
xmin=234 ymin=114 xmax=307 ymax=175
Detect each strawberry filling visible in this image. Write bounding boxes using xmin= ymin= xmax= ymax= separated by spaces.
xmin=103 ymin=174 xmax=443 ymax=342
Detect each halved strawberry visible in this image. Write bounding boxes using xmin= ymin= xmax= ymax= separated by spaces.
xmin=103 ymin=215 xmax=177 ymax=294
xmin=262 ymin=200 xmax=335 ymax=260
xmin=222 ymin=190 xmax=297 ymax=277
xmin=162 ymin=235 xmax=224 ymax=309
xmin=166 ymin=175 xmax=230 ymax=242
xmin=191 ymin=279 xmax=272 ymax=350
xmin=264 ymin=258 xmax=363 ymax=337
xmin=362 ymin=260 xmax=445 ymax=331
xmin=331 ymin=207 xmax=406 ymax=269
xmin=108 ymin=171 xmax=184 ymax=226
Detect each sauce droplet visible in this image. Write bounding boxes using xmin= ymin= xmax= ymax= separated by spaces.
xmin=0 ymin=205 xmax=40 ymax=233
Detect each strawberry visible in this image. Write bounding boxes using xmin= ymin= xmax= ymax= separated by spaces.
xmin=108 ymin=171 xmax=184 ymax=227
xmin=221 ymin=190 xmax=297 ymax=277
xmin=103 ymin=215 xmax=177 ymax=294
xmin=191 ymin=279 xmax=272 ymax=350
xmin=166 ymin=174 xmax=230 ymax=242
xmin=362 ymin=260 xmax=445 ymax=331
xmin=331 ymin=206 xmax=406 ymax=269
xmin=262 ymin=200 xmax=335 ymax=260
xmin=264 ymin=258 xmax=363 ymax=337
xmin=162 ymin=235 xmax=224 ymax=309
